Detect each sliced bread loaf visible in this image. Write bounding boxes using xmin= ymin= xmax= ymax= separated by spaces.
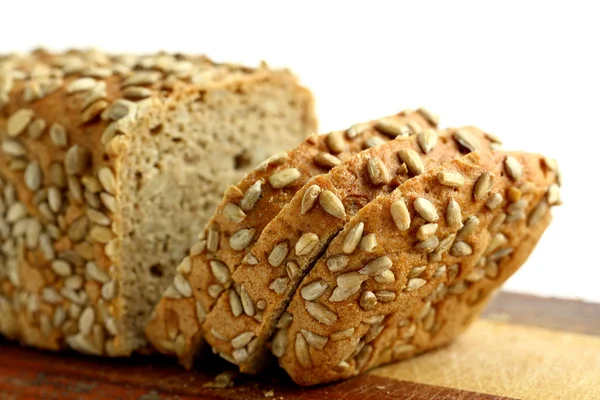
xmin=145 ymin=109 xmax=438 ymax=366
xmin=0 ymin=49 xmax=315 ymax=355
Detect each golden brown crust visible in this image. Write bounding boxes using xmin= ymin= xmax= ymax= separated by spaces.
xmin=145 ymin=110 xmax=438 ymax=366
xmin=201 ymin=127 xmax=497 ymax=373
xmin=0 ymin=49 xmax=315 ymax=355
xmin=279 ymin=151 xmax=558 ymax=385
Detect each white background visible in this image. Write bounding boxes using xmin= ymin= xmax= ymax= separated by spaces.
xmin=1 ymin=1 xmax=598 ymax=302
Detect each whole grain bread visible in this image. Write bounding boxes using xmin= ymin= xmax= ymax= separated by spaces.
xmin=278 ymin=150 xmax=559 ymax=385
xmin=201 ymin=127 xmax=499 ymax=373
xmin=0 ymin=49 xmax=315 ymax=355
xmin=145 ymin=109 xmax=438 ymax=366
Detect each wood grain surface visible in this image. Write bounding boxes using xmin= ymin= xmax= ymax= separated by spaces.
xmin=0 ymin=292 xmax=598 ymax=400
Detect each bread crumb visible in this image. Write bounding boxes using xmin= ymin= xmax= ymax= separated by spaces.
xmin=203 ymin=371 xmax=238 ymax=389
xmin=264 ymin=389 xmax=274 ymax=397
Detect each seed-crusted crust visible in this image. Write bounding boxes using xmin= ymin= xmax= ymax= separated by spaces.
xmin=0 ymin=49 xmax=315 ymax=355
xmin=279 ymin=151 xmax=559 ymax=385
xmin=145 ymin=109 xmax=438 ymax=366
xmin=201 ymin=127 xmax=499 ymax=373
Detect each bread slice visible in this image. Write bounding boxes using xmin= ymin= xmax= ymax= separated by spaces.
xmin=145 ymin=109 xmax=438 ymax=366
xmin=201 ymin=127 xmax=498 ymax=373
xmin=278 ymin=151 xmax=559 ymax=385
xmin=0 ymin=49 xmax=315 ymax=355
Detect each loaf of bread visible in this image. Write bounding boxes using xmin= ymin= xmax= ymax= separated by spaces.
xmin=0 ymin=49 xmax=315 ymax=355
xmin=145 ymin=109 xmax=438 ymax=366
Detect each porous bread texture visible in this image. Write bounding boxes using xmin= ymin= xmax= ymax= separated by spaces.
xmin=0 ymin=49 xmax=315 ymax=355
xmin=201 ymin=127 xmax=498 ymax=373
xmin=279 ymin=151 xmax=559 ymax=385
xmin=145 ymin=109 xmax=438 ymax=365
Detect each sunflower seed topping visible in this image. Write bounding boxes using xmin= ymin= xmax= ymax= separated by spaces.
xmin=206 ymin=223 xmax=220 ymax=253
xmin=269 ymin=168 xmax=301 ymax=189
xmin=210 ymin=260 xmax=231 ymax=284
xmin=414 ymin=197 xmax=439 ymax=222
xmin=417 ymin=129 xmax=438 ymax=154
xmin=474 ymin=172 xmax=493 ymax=201
xmin=65 ymin=145 xmax=89 ymax=175
xmin=276 ymin=312 xmax=293 ymax=329
xmin=415 ymin=235 xmax=440 ymax=253
xmin=7 ymin=109 xmax=34 ymax=137
xmin=391 ymin=199 xmax=411 ymax=231
xmin=437 ymin=170 xmax=464 ymax=187
xmin=445 ymin=199 xmax=463 ymax=229
xmin=231 ymin=331 xmax=255 ymax=349
xmin=360 ymin=233 xmax=378 ymax=252
xmin=229 ymin=228 xmax=255 ymax=251
xmin=416 ymin=107 xmax=439 ymax=126
xmin=367 ymin=157 xmax=391 ymax=185
xmin=286 ymin=260 xmax=301 ymax=279
xmin=375 ymin=269 xmax=396 ymax=284
xmin=329 ymin=286 xmax=361 ymax=302
xmin=359 ymin=256 xmax=392 ymax=276
xmin=330 ymin=328 xmax=355 ymax=341
xmin=301 ymin=184 xmax=321 ymax=215
xmin=272 ymin=329 xmax=288 ymax=358
xmin=268 ymin=241 xmax=289 ymax=267
xmin=305 ymin=302 xmax=338 ymax=326
xmin=173 ymin=274 xmax=192 ymax=297
xmin=208 ymin=284 xmax=224 ymax=299
xmin=375 ymin=119 xmax=409 ymax=138
xmin=528 ymin=200 xmax=548 ymax=226
xmin=295 ymin=332 xmax=312 ymax=368
xmin=51 ymin=260 xmax=72 ymax=277
xmin=416 ymin=223 xmax=438 ymax=241
xmin=295 ymin=232 xmax=319 ymax=256
xmin=314 ymin=152 xmax=342 ymax=169
xmin=228 ymin=290 xmax=243 ymax=317
xmin=450 ymin=241 xmax=473 ymax=257
xmin=360 ymin=291 xmax=377 ymax=311
xmin=301 ymin=329 xmax=328 ymax=350
xmin=486 ymin=193 xmax=504 ymax=210
xmin=268 ymin=277 xmax=289 ymax=294
xmin=240 ymin=180 xmax=262 ymax=211
xmin=454 ymin=129 xmax=480 ymax=152
xmin=505 ymin=156 xmax=523 ymax=181
xmin=326 ymin=131 xmax=346 ymax=153
xmin=405 ymin=278 xmax=426 ymax=292
xmin=327 ymin=255 xmax=350 ymax=272
xmin=319 ymin=190 xmax=346 ymax=219
xmin=343 ymin=222 xmax=364 ymax=254
xmin=67 ymin=77 xmax=96 ymax=93
xmin=337 ymin=272 xmax=369 ymax=289
xmin=364 ymin=136 xmax=386 ymax=148
xmin=346 ymin=122 xmax=370 ymax=138
xmin=2 ymin=139 xmax=27 ymax=156
xmin=301 ymin=280 xmax=328 ymax=301
xmin=457 ymin=216 xmax=479 ymax=239
xmin=49 ymin=123 xmax=68 ymax=148
xmin=398 ymin=148 xmax=424 ymax=175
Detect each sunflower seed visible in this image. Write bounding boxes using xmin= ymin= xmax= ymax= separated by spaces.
xmin=489 ymin=213 xmax=507 ymax=232
xmin=465 ymin=268 xmax=486 ymax=283
xmin=228 ymin=290 xmax=243 ymax=317
xmin=330 ymin=328 xmax=355 ymax=341
xmin=329 ymin=285 xmax=360 ymax=302
xmin=416 ymin=107 xmax=439 ymax=126
xmin=414 ymin=197 xmax=439 ymax=222
xmin=240 ymin=180 xmax=262 ymax=211
xmin=173 ymin=274 xmax=192 ymax=297
xmin=239 ymin=286 xmax=255 ymax=317
xmin=314 ymin=152 xmax=342 ymax=169
xmin=229 ymin=228 xmax=255 ymax=251
xmin=367 ymin=157 xmax=391 ymax=185
xmin=207 ymin=223 xmax=220 ymax=253
xmin=486 ymin=193 xmax=504 ymax=210
xmin=208 ymin=284 xmax=224 ymax=298
xmin=78 ymin=307 xmax=95 ymax=336
xmin=359 ymin=256 xmax=392 ymax=276
xmin=398 ymin=148 xmax=424 ymax=175
xmin=489 ymin=247 xmax=513 ymax=262
xmin=454 ymin=129 xmax=480 ymax=152
xmin=67 ymin=77 xmax=96 ymax=93
xmin=360 ymin=233 xmax=378 ymax=252
xmin=51 ymin=260 xmax=72 ymax=277
xmin=404 ymin=277 xmax=426 ymax=292
xmin=408 ymin=265 xmax=426 ymax=279
xmin=268 ymin=277 xmax=289 ymax=294
xmin=391 ymin=199 xmax=411 ymax=231
xmin=343 ymin=222 xmax=364 ymax=254
xmin=223 ymin=203 xmax=246 ymax=223
xmin=319 ymin=190 xmax=345 ymax=219
xmin=283 ymin=261 xmax=300 ymax=280
xmin=295 ymin=332 xmax=312 ymax=368
xmin=122 ymin=86 xmax=152 ymax=99
xmin=299 ymin=184 xmax=321 ymax=216
xmin=347 ymin=122 xmax=370 ymax=138
xmin=327 ymin=255 xmax=350 ymax=272
xmin=417 ymin=129 xmax=438 ymax=154
xmin=487 ymin=233 xmax=508 ymax=254
xmin=86 ymin=208 xmax=110 ymax=226
xmin=436 ymin=234 xmax=456 ymax=256
xmin=295 ymin=232 xmax=319 ymax=256
xmin=268 ymin=241 xmax=289 ymax=267
xmin=448 ymin=281 xmax=468 ymax=294
xmin=269 ymin=168 xmax=301 ymax=189
xmin=89 ymin=226 xmax=112 ymax=243
xmin=176 ymin=256 xmax=192 ymax=275
xmin=442 ymin=199 xmax=462 ymax=230
xmin=364 ymin=136 xmax=386 ymax=148
xmin=305 ymin=302 xmax=338 ymax=326
xmin=375 ymin=270 xmax=396 ymax=284
xmin=375 ymin=119 xmax=408 ymax=138
xmin=376 ymin=290 xmax=396 ymax=303
xmin=437 ymin=170 xmax=464 ymax=187
xmin=272 ymin=329 xmax=288 ymax=358
xmin=2 ymin=139 xmax=27 ymax=157
xmin=528 ymin=201 xmax=548 ymax=226
xmin=7 ymin=109 xmax=34 ymax=137
xmin=211 ymin=327 xmax=228 ymax=341
xmin=98 ymin=167 xmax=116 ymax=195
xmin=415 ymin=235 xmax=439 ymax=253
xmin=504 ymin=156 xmax=523 ymax=181
xmin=101 ymin=280 xmax=116 ymax=301
xmin=189 ymin=240 xmax=206 ymax=257
xmin=65 ymin=145 xmax=89 ymax=175
xmin=23 ymin=161 xmax=42 ymax=191
xmin=104 ymin=99 xmax=135 ymax=120
xmin=359 ymin=291 xmax=377 ymax=311
xmin=355 ymin=344 xmax=374 ymax=371
xmin=85 ymin=261 xmax=109 ymax=283
xmin=474 ymin=172 xmax=493 ymax=201
xmin=326 ymin=130 xmax=346 ymax=153
xmin=364 ymin=323 xmax=385 ymax=343
xmin=41 ymin=287 xmax=62 ymax=304
xmin=508 ymin=199 xmax=528 ymax=216
xmin=336 ymin=272 xmax=368 ymax=289
xmin=276 ymin=312 xmax=293 ymax=329
xmin=230 ymin=331 xmax=255 ymax=349
xmin=433 ymin=265 xmax=447 ymax=279
xmin=49 ymin=123 xmax=68 ymax=148
xmin=416 ymin=223 xmax=438 ymax=241
xmin=210 ymin=260 xmax=230 ymax=284
xmin=457 ymin=216 xmax=479 ymax=239
xmin=301 ymin=280 xmax=328 ymax=301
xmin=451 ymin=241 xmax=473 ymax=257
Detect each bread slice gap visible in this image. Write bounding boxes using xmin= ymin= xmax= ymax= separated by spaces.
xmin=278 ymin=150 xmax=559 ymax=385
xmin=201 ymin=126 xmax=498 ymax=373
xmin=0 ymin=50 xmax=315 ymax=355
xmin=145 ymin=109 xmax=438 ymax=365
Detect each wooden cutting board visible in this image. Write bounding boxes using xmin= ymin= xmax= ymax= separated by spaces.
xmin=0 ymin=292 xmax=598 ymax=400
